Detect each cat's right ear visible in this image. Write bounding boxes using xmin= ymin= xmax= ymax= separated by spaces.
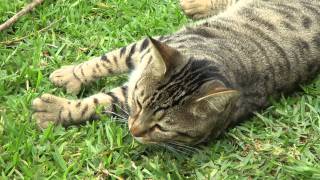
xmin=191 ymin=80 xmax=240 ymax=116
xmin=148 ymin=37 xmax=181 ymax=76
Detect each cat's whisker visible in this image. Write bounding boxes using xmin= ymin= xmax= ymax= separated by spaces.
xmin=161 ymin=143 xmax=191 ymax=155
xmin=103 ymin=110 xmax=128 ymax=121
xmin=112 ymin=103 xmax=129 ymax=116
xmin=166 ymin=142 xmax=200 ymax=153
xmin=173 ymin=143 xmax=200 ymax=151
xmin=164 ymin=143 xmax=192 ymax=154
xmin=112 ymin=117 xmax=128 ymax=123
xmin=166 ymin=141 xmax=193 ymax=149
xmin=155 ymin=143 xmax=173 ymax=152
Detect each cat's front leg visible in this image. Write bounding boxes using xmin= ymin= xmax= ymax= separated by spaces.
xmin=32 ymin=86 xmax=128 ymax=128
xmin=50 ymin=38 xmax=152 ymax=95
xmin=32 ymin=93 xmax=107 ymax=128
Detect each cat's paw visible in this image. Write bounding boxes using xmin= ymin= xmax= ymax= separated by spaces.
xmin=49 ymin=65 xmax=82 ymax=95
xmin=180 ymin=0 xmax=212 ymax=19
xmin=32 ymin=94 xmax=75 ymax=129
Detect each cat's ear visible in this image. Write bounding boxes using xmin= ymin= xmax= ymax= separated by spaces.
xmin=192 ymin=81 xmax=240 ymax=115
xmin=149 ymin=37 xmax=181 ymax=76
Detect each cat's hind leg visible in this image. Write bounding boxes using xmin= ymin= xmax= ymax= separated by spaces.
xmin=32 ymin=86 xmax=128 ymax=128
xmin=180 ymin=0 xmax=238 ymax=19
xmin=50 ymin=38 xmax=152 ymax=95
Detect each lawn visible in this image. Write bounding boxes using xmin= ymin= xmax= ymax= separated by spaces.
xmin=0 ymin=0 xmax=319 ymax=179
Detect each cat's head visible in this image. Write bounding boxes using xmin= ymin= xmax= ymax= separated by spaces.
xmin=127 ymin=38 xmax=240 ymax=145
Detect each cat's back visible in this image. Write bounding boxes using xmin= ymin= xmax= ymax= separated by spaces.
xmin=218 ymin=0 xmax=320 ymax=32
xmin=181 ymin=0 xmax=320 ymax=95
xmin=166 ymin=0 xmax=320 ymax=113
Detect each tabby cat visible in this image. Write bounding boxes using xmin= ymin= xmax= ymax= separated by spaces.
xmin=32 ymin=0 xmax=320 ymax=145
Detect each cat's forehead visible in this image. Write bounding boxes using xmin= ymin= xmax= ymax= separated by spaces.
xmin=127 ymin=66 xmax=158 ymax=102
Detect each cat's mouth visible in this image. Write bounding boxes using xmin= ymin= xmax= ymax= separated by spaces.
xmin=132 ymin=134 xmax=176 ymax=145
xmin=128 ymin=117 xmax=175 ymax=144
xmin=129 ymin=123 xmax=170 ymax=144
xmin=128 ymin=117 xmax=156 ymax=136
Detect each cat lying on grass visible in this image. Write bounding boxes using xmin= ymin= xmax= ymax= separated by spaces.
xmin=32 ymin=0 xmax=320 ymax=145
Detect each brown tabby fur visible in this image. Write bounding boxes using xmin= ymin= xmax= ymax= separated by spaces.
xmin=32 ymin=0 xmax=320 ymax=145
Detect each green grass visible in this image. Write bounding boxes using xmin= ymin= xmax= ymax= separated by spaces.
xmin=0 ymin=0 xmax=319 ymax=179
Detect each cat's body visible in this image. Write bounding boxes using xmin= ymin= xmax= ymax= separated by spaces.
xmin=32 ymin=0 xmax=320 ymax=145
xmin=172 ymin=0 xmax=320 ymax=126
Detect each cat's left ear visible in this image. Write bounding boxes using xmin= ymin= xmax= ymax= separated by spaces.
xmin=192 ymin=81 xmax=240 ymax=115
xmin=149 ymin=37 xmax=181 ymax=76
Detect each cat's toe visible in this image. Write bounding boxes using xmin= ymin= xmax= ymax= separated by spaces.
xmin=180 ymin=0 xmax=211 ymax=19
xmin=33 ymin=112 xmax=59 ymax=129
xmin=31 ymin=94 xmax=65 ymax=128
xmin=192 ymin=13 xmax=208 ymax=20
xmin=40 ymin=93 xmax=60 ymax=103
xmin=32 ymin=97 xmax=46 ymax=111
xmin=65 ymin=81 xmax=81 ymax=95
xmin=180 ymin=0 xmax=198 ymax=10
xmin=49 ymin=65 xmax=82 ymax=94
xmin=49 ymin=68 xmax=70 ymax=86
xmin=180 ymin=0 xmax=197 ymax=16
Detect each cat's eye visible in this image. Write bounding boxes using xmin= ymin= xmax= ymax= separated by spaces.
xmin=154 ymin=109 xmax=165 ymax=120
xmin=152 ymin=124 xmax=168 ymax=132
xmin=130 ymin=98 xmax=142 ymax=115
xmin=164 ymin=118 xmax=174 ymax=125
xmin=136 ymin=99 xmax=142 ymax=109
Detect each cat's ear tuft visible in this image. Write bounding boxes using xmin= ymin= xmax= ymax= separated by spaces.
xmin=149 ymin=37 xmax=181 ymax=76
xmin=192 ymin=81 xmax=240 ymax=115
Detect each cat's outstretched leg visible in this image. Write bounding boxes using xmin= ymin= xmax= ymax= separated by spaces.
xmin=180 ymin=0 xmax=237 ymax=19
xmin=32 ymin=86 xmax=128 ymax=128
xmin=49 ymin=38 xmax=152 ymax=95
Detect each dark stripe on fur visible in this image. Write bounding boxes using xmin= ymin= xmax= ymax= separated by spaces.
xmin=242 ymin=23 xmax=292 ymax=74
xmin=93 ymin=98 xmax=99 ymax=105
xmin=239 ymin=8 xmax=276 ymax=31
xmin=149 ymin=59 xmax=230 ymax=112
xmin=126 ymin=44 xmax=136 ymax=70
xmin=81 ymin=105 xmax=89 ymax=117
xmin=106 ymin=92 xmax=119 ymax=114
xmin=140 ymin=38 xmax=150 ymax=52
xmin=113 ymin=55 xmax=118 ymax=67
xmin=120 ymin=47 xmax=126 ymax=57
xmin=101 ymin=55 xmax=110 ymax=63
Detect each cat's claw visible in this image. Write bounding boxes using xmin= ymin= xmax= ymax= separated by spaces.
xmin=32 ymin=94 xmax=72 ymax=129
xmin=49 ymin=65 xmax=82 ymax=95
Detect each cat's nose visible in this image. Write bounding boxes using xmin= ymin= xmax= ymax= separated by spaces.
xmin=130 ymin=126 xmax=147 ymax=137
xmin=128 ymin=118 xmax=147 ymax=137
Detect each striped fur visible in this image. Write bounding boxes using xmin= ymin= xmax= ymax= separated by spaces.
xmin=33 ymin=0 xmax=320 ymax=145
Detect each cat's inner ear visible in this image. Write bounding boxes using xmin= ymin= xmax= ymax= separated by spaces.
xmin=193 ymin=81 xmax=240 ymax=115
xmin=148 ymin=37 xmax=180 ymax=76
